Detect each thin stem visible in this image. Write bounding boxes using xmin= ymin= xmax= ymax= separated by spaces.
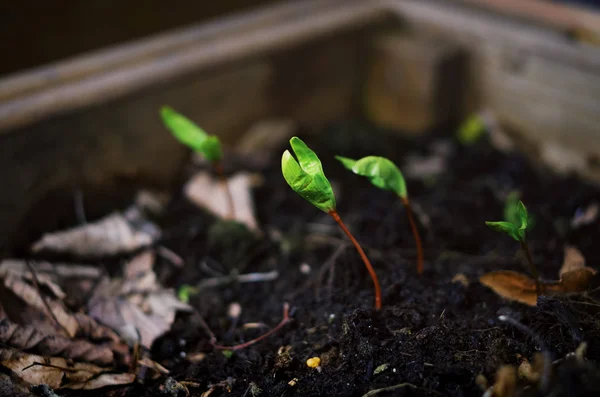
xmin=212 ymin=161 xmax=235 ymax=220
xmin=520 ymin=240 xmax=541 ymax=297
xmin=25 ymin=260 xmax=71 ymax=337
xmin=400 ymin=197 xmax=424 ymax=274
xmin=211 ymin=303 xmax=291 ymax=351
xmin=329 ymin=210 xmax=382 ymax=309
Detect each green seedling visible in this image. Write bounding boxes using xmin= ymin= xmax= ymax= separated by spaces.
xmin=282 ymin=137 xmax=382 ymax=309
xmin=504 ymin=191 xmax=535 ymax=231
xmin=160 ymin=106 xmax=234 ymax=218
xmin=486 ymin=200 xmax=541 ymax=296
xmin=336 ymin=155 xmax=424 ymax=274
xmin=456 ymin=113 xmax=486 ymax=145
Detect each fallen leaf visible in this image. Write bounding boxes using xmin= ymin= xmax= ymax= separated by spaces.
xmin=560 ymin=245 xmax=586 ymax=277
xmin=185 ymin=171 xmax=261 ymax=234
xmin=2 ymin=270 xmax=78 ymax=337
xmin=0 ymin=348 xmax=66 ymax=388
xmin=0 ymin=347 xmax=134 ymax=390
xmin=0 ymin=318 xmax=115 ymax=366
xmin=560 ymin=267 xmax=596 ymax=292
xmin=31 ymin=206 xmax=160 ymax=257
xmin=87 ymin=251 xmax=192 ymax=348
xmin=480 ymin=268 xmax=596 ymax=306
xmin=62 ymin=372 xmax=135 ymax=390
xmin=480 ymin=271 xmax=547 ymax=306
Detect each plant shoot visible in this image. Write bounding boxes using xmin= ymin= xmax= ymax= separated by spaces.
xmin=160 ymin=106 xmax=234 ymax=218
xmin=282 ymin=137 xmax=382 ymax=309
xmin=486 ymin=200 xmax=541 ymax=296
xmin=336 ymin=155 xmax=424 ymax=274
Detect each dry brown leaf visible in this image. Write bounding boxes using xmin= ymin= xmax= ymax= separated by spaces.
xmin=560 ymin=245 xmax=586 ymax=277
xmin=0 ymin=348 xmax=67 ymax=388
xmin=185 ymin=171 xmax=261 ymax=234
xmin=2 ymin=271 xmax=78 ymax=337
xmin=480 ymin=267 xmax=596 ymax=306
xmin=560 ymin=267 xmax=596 ymax=292
xmin=480 ymin=271 xmax=547 ymax=306
xmin=87 ymin=251 xmax=192 ymax=348
xmin=62 ymin=372 xmax=135 ymax=390
xmin=31 ymin=206 xmax=160 ymax=257
xmin=0 ymin=347 xmax=134 ymax=390
xmin=492 ymin=365 xmax=517 ymax=397
xmin=0 ymin=318 xmax=114 ymax=366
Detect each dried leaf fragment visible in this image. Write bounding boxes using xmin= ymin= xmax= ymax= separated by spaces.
xmin=31 ymin=206 xmax=160 ymax=257
xmin=87 ymin=251 xmax=192 ymax=348
xmin=560 ymin=245 xmax=586 ymax=277
xmin=185 ymin=171 xmax=261 ymax=234
xmin=480 ymin=268 xmax=596 ymax=306
xmin=0 ymin=347 xmax=134 ymax=390
xmin=0 ymin=318 xmax=114 ymax=366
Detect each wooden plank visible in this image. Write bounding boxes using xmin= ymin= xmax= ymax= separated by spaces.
xmin=384 ymin=0 xmax=600 ymax=182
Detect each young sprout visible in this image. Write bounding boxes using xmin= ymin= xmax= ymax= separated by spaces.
xmin=282 ymin=137 xmax=382 ymax=309
xmin=335 ymin=156 xmax=424 ymax=274
xmin=486 ymin=200 xmax=541 ymax=296
xmin=160 ymin=106 xmax=234 ymax=218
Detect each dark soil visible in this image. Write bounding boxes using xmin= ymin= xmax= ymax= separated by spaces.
xmin=28 ymin=121 xmax=600 ymax=396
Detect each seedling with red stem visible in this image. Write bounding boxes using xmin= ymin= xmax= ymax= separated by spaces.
xmin=282 ymin=137 xmax=382 ymax=309
xmin=486 ymin=200 xmax=541 ymax=296
xmin=336 ymin=156 xmax=424 ymax=274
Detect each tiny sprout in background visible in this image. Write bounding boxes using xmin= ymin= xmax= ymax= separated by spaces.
xmin=456 ymin=113 xmax=487 ymax=145
xmin=282 ymin=137 xmax=382 ymax=309
xmin=486 ymin=200 xmax=541 ymax=296
xmin=336 ymin=155 xmax=424 ymax=274
xmin=160 ymin=106 xmax=234 ymax=218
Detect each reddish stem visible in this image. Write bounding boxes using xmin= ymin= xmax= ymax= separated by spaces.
xmin=520 ymin=240 xmax=541 ymax=297
xmin=212 ymin=161 xmax=235 ymax=220
xmin=211 ymin=303 xmax=291 ymax=351
xmin=329 ymin=210 xmax=382 ymax=309
xmin=400 ymin=197 xmax=424 ymax=274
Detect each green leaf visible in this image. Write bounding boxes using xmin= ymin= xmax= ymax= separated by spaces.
xmin=504 ymin=192 xmax=535 ymax=232
xmin=198 ymin=135 xmax=223 ymax=162
xmin=516 ymin=200 xmax=528 ymax=240
xmin=336 ymin=155 xmax=407 ymax=198
xmin=485 ymin=221 xmax=521 ymax=241
xmin=457 ymin=113 xmax=486 ymax=145
xmin=177 ymin=284 xmax=198 ymax=304
xmin=160 ymin=106 xmax=222 ymax=161
xmin=281 ymin=137 xmax=336 ymax=213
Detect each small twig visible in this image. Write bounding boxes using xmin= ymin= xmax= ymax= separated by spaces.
xmin=25 ymin=260 xmax=71 ymax=337
xmin=199 ymin=303 xmax=291 ymax=351
xmin=156 ymin=246 xmax=184 ymax=267
xmin=361 ymin=382 xmax=439 ymax=397
xmin=198 ymin=270 xmax=279 ymax=289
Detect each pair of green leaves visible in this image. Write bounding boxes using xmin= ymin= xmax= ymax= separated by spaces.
xmin=486 ymin=200 xmax=529 ymax=242
xmin=281 ymin=137 xmax=408 ymax=211
xmin=160 ymin=106 xmax=222 ymax=162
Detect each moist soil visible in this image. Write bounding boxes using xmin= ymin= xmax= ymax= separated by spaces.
xmin=24 ymin=121 xmax=600 ymax=396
